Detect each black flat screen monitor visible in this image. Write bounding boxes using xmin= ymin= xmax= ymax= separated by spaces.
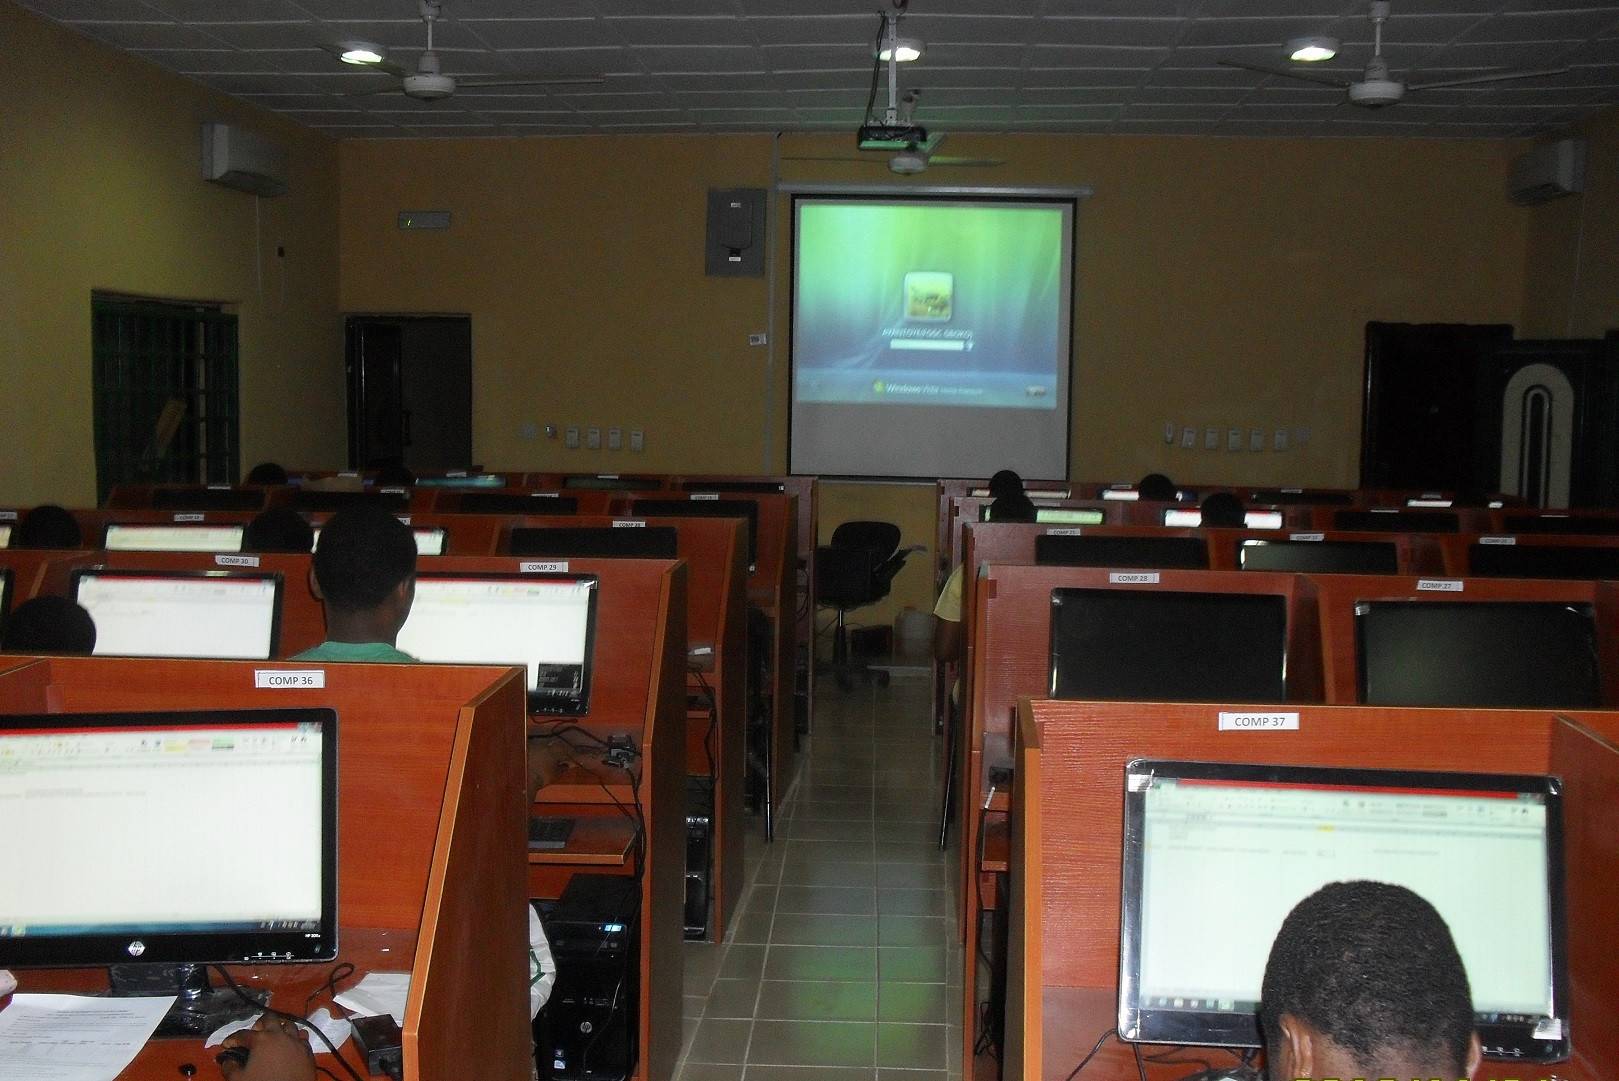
xmin=1238 ymin=539 xmax=1398 ymax=574
xmin=150 ymin=487 xmax=266 ymax=512
xmin=1035 ymin=535 xmax=1208 ymax=570
xmin=455 ymin=492 xmax=579 ymax=515
xmin=679 ymin=480 xmax=786 ymax=494
xmin=71 ymin=569 xmax=283 ymax=660
xmin=1504 ymin=513 xmax=1619 ymax=535
xmin=1118 ymin=759 xmax=1568 ymax=1061
xmin=0 ymin=707 xmax=338 ymax=967
xmin=561 ymin=475 xmax=661 ymax=491
xmin=311 ymin=525 xmax=444 ymax=557
xmin=509 ymin=525 xmax=678 ymax=560
xmin=1334 ymin=509 xmax=1459 ymax=533
xmin=1469 ymin=541 xmax=1619 ymax=580
xmin=1247 ymin=489 xmax=1352 ymax=505
xmin=1356 ymin=600 xmax=1601 ymax=708
xmin=395 ymin=572 xmax=598 ymax=715
xmin=1049 ymin=588 xmax=1286 ymax=701
xmin=291 ymin=489 xmax=409 ymax=512
xmin=629 ymin=499 xmax=758 ymax=567
xmin=104 ymin=523 xmax=246 ymax=553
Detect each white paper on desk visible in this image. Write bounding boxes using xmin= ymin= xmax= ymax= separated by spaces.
xmin=0 ymin=993 xmax=173 ymax=1081
xmin=205 ymin=1008 xmax=351 ymax=1053
xmin=334 ymin=972 xmax=410 ymax=1026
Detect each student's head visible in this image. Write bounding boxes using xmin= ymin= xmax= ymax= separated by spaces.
xmin=310 ymin=507 xmax=417 ymax=640
xmin=244 ymin=461 xmax=290 ymax=486
xmin=2 ymin=596 xmax=97 ymax=654
xmin=1136 ymin=473 xmax=1177 ymax=502
xmin=1261 ymin=881 xmax=1481 ymax=1080
xmin=13 ymin=505 xmax=82 ymax=549
xmin=987 ymin=470 xmax=1024 ymax=500
xmin=243 ymin=508 xmax=314 ymax=554
xmin=1199 ymin=491 xmax=1245 ymax=528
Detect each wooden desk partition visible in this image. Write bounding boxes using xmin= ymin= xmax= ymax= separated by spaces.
xmin=0 ymin=548 xmax=99 ymax=602
xmin=0 ymin=655 xmax=533 ymax=1081
xmin=1007 ymin=699 xmax=1619 ymax=1081
xmin=1438 ymin=532 xmax=1619 ymax=579
xmin=1310 ymin=573 xmax=1619 ymax=706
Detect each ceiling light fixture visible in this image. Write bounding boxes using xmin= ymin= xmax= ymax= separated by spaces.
xmin=1287 ymin=36 xmax=1339 ymax=62
xmin=876 ymin=36 xmax=924 ymax=63
xmin=339 ymin=41 xmax=387 ymax=65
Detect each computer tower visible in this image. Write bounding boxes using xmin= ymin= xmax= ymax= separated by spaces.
xmin=685 ymin=777 xmax=713 ymax=940
xmin=537 ymin=875 xmax=640 ymax=1081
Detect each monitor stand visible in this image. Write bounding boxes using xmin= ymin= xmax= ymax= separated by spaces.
xmin=107 ymin=963 xmax=268 ymax=1038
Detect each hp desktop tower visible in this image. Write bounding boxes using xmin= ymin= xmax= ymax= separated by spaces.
xmin=537 ymin=874 xmax=640 ymax=1081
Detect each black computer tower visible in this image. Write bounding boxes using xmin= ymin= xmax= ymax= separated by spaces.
xmin=685 ymin=777 xmax=713 ymax=940
xmin=537 ymin=875 xmax=640 ymax=1081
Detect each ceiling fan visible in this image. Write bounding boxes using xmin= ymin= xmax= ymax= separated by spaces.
xmin=1219 ymin=0 xmax=1570 ymax=108
xmin=783 ymin=2 xmax=1003 ymax=175
xmin=338 ymin=0 xmax=602 ymax=103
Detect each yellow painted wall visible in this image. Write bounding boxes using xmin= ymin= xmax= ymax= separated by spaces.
xmin=1521 ymin=107 xmax=1619 ymax=338
xmin=0 ymin=2 xmax=344 ymax=507
xmin=340 ymin=125 xmax=1532 ymax=621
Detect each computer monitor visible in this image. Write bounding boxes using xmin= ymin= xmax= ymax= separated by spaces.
xmin=1238 ymin=539 xmax=1399 ymax=574
xmin=1247 ymin=489 xmax=1352 ymax=505
xmin=291 ymin=489 xmax=409 ymax=512
xmin=969 ymin=487 xmax=1071 ymax=499
xmin=561 ymin=475 xmax=661 ymax=491
xmin=1504 ymin=513 xmax=1619 ymax=535
xmin=0 ymin=524 xmax=10 ymax=547
xmin=1356 ymin=600 xmax=1601 ymax=709
xmin=71 ymin=570 xmax=282 ymax=660
xmin=311 ymin=526 xmax=445 ymax=556
xmin=1118 ymin=759 xmax=1568 ymax=1062
xmin=1049 ymin=588 xmax=1287 ymax=701
xmin=414 ymin=473 xmax=505 ymax=488
xmin=1035 ymin=535 xmax=1208 ymax=570
xmin=1034 ymin=507 xmax=1105 ymax=526
xmin=0 ymin=707 xmax=338 ymax=967
xmin=1469 ymin=541 xmax=1619 ymax=580
xmin=395 ymin=573 xmax=598 ymax=715
xmin=455 ymin=492 xmax=579 ymax=515
xmin=679 ymin=480 xmax=786 ymax=494
xmin=509 ymin=525 xmax=679 ymax=560
xmin=1162 ymin=509 xmax=1284 ymax=530
xmin=629 ymin=499 xmax=758 ymax=567
xmin=103 ymin=523 xmax=246 ymax=553
xmin=0 ymin=568 xmax=11 ymax=636
xmin=150 ymin=487 xmax=265 ymax=512
xmin=1334 ymin=509 xmax=1459 ymax=533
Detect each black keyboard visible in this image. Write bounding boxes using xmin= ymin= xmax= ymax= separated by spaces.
xmin=528 ymin=815 xmax=576 ymax=851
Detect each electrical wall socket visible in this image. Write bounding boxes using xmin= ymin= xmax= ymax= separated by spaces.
xmin=1249 ymin=429 xmax=1264 ymax=452
xmin=1273 ymin=428 xmax=1289 ymax=451
xmin=630 ymin=429 xmax=645 ymax=452
xmin=586 ymin=426 xmax=602 ymax=450
xmin=564 ymin=426 xmax=580 ymax=449
xmin=608 ymin=427 xmax=623 ymax=451
xmin=1179 ymin=426 xmax=1196 ymax=448
xmin=1204 ymin=427 xmax=1219 ymax=450
xmin=1227 ymin=428 xmax=1243 ymax=451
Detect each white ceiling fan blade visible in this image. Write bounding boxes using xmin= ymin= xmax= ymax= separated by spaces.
xmin=782 ymin=155 xmax=890 ymax=164
xmin=928 ymin=156 xmax=1004 ymax=167
xmin=455 ymin=76 xmax=607 ymax=88
xmin=343 ymin=86 xmax=405 ymax=97
xmin=1218 ymin=59 xmax=1354 ymax=88
xmin=1407 ymin=67 xmax=1570 ymax=91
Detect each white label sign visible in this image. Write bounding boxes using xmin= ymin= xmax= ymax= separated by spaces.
xmin=215 ymin=554 xmax=261 ymax=568
xmin=0 ymin=511 xmax=17 ymax=521
xmin=690 ymin=493 xmax=720 ymax=501
xmin=1046 ymin=528 xmax=1084 ymax=537
xmin=255 ymin=669 xmax=326 ymax=689
xmin=1289 ymin=532 xmax=1324 ymax=542
xmin=613 ymin=520 xmax=646 ymax=528
xmin=173 ymin=513 xmax=205 ymax=522
xmin=1417 ymin=578 xmax=1465 ymax=592
xmin=535 ymin=492 xmax=561 ymax=498
xmin=521 ymin=561 xmax=569 ymax=573
xmin=1109 ymin=571 xmax=1160 ymax=585
xmin=1219 ymin=711 xmax=1300 ymax=731
xmin=395 ymin=515 xmax=412 ymax=525
xmin=1479 ymin=535 xmax=1517 ymax=546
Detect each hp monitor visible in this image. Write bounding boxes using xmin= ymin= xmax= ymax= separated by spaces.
xmin=455 ymin=492 xmax=579 ymax=515
xmin=150 ymin=487 xmax=265 ymax=512
xmin=104 ymin=523 xmax=246 ymax=553
xmin=1238 ymin=539 xmax=1399 ymax=574
xmin=312 ymin=526 xmax=445 ymax=556
xmin=1035 ymin=535 xmax=1208 ymax=570
xmin=72 ymin=569 xmax=282 ymax=660
xmin=509 ymin=526 xmax=679 ymax=560
xmin=1118 ymin=759 xmax=1568 ymax=1062
xmin=1469 ymin=542 xmax=1619 ymax=581
xmin=628 ymin=499 xmax=758 ymax=566
xmin=0 ymin=524 xmax=12 ymax=547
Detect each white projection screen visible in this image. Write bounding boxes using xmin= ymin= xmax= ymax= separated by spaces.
xmin=790 ymin=191 xmax=1077 ymax=479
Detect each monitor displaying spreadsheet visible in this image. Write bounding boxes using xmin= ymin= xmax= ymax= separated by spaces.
xmin=72 ymin=570 xmax=282 ymax=659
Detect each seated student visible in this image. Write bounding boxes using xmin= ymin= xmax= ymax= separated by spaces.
xmin=1136 ymin=472 xmax=1178 ymax=502
xmin=1 ymin=596 xmax=97 ymax=654
xmin=13 ymin=504 xmax=82 ymax=549
xmin=243 ymin=507 xmax=315 ymax=554
xmin=1261 ymin=880 xmax=1482 ymax=1080
xmin=292 ymin=506 xmax=417 ymax=663
xmin=217 ymin=1015 xmax=315 ymax=1081
xmin=1199 ymin=490 xmax=1246 ymax=528
xmin=984 ymin=469 xmax=1036 ymax=522
xmin=244 ymin=461 xmax=290 ymax=486
xmin=371 ymin=458 xmax=416 ymax=488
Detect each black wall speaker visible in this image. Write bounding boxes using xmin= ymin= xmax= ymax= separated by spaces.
xmin=705 ymin=188 xmax=766 ymax=277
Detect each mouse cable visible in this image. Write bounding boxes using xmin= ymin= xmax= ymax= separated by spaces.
xmin=1133 ymin=1042 xmax=1148 ymax=1081
xmin=211 ymin=964 xmax=368 ymax=1081
xmin=303 ymin=961 xmax=355 ymax=1018
xmin=1062 ymin=1026 xmax=1114 ymax=1081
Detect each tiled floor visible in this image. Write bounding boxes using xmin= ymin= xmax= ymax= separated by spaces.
xmin=677 ymin=673 xmax=962 ymax=1081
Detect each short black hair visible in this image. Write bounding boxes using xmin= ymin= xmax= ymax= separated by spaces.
xmin=1199 ymin=491 xmax=1245 ymax=528
xmin=244 ymin=461 xmax=290 ymax=485
xmin=3 ymin=596 xmax=97 ymax=654
xmin=312 ymin=506 xmax=417 ymax=612
xmin=243 ymin=508 xmax=314 ymax=553
xmin=1137 ymin=473 xmax=1177 ymax=502
xmin=14 ymin=505 xmax=83 ymax=549
xmin=1261 ymin=880 xmax=1474 ymax=1071
xmin=988 ymin=469 xmax=1024 ymax=500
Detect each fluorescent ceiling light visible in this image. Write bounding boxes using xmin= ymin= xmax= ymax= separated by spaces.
xmin=339 ymin=42 xmax=386 ymax=65
xmin=876 ymin=37 xmax=924 ymax=63
xmin=1287 ymin=36 xmax=1338 ymax=62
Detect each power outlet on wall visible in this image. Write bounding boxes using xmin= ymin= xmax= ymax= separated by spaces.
xmin=564 ymin=426 xmax=580 ymax=449
xmin=608 ymin=427 xmax=623 ymax=451
xmin=586 ymin=426 xmax=602 ymax=450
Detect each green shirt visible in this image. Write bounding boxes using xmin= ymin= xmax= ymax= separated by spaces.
xmin=291 ymin=640 xmax=416 ymax=663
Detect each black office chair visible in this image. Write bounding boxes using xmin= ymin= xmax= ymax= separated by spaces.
xmin=815 ymin=521 xmax=914 ymax=690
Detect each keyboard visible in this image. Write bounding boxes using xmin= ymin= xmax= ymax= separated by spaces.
xmin=528 ymin=815 xmax=576 ymax=851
